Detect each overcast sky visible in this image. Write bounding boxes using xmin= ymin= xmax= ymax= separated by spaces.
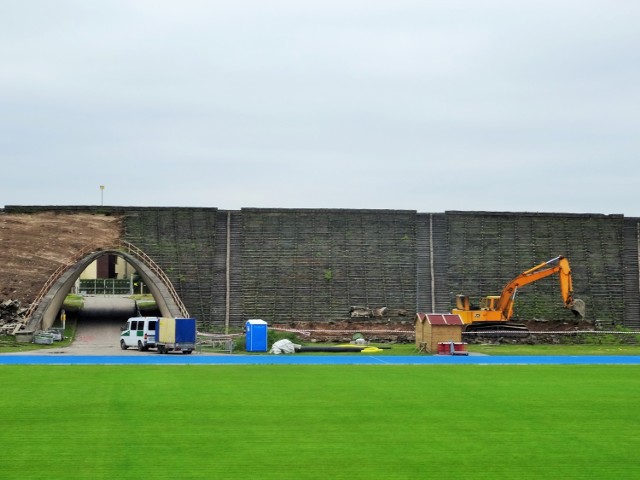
xmin=1 ymin=1 xmax=638 ymax=215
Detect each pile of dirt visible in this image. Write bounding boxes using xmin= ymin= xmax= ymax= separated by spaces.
xmin=522 ymin=319 xmax=596 ymax=332
xmin=0 ymin=211 xmax=122 ymax=306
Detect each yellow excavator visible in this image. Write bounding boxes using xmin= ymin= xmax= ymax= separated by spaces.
xmin=452 ymin=255 xmax=586 ymax=332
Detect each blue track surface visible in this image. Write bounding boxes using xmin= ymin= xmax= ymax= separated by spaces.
xmin=1 ymin=355 xmax=640 ymax=365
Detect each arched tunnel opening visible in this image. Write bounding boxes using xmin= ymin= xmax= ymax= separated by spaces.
xmin=29 ymin=248 xmax=185 ymax=349
xmin=58 ymin=253 xmax=162 ymax=348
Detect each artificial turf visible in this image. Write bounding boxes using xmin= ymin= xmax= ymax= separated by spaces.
xmin=1 ymin=365 xmax=639 ymax=479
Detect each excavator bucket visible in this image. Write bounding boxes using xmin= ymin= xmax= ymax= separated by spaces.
xmin=570 ymin=298 xmax=586 ymax=319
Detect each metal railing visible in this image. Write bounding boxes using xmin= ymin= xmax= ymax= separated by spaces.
xmin=23 ymin=244 xmax=98 ymax=321
xmin=79 ymin=279 xmax=132 ymax=295
xmin=23 ymin=240 xmax=189 ymax=323
xmin=118 ymin=240 xmax=190 ymax=318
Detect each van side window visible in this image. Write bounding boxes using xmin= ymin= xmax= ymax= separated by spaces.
xmin=148 ymin=321 xmax=156 ymax=331
xmin=131 ymin=321 xmax=139 ymax=331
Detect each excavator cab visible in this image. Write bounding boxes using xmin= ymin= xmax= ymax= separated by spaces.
xmin=456 ymin=295 xmax=502 ymax=313
xmin=479 ymin=295 xmax=500 ymax=311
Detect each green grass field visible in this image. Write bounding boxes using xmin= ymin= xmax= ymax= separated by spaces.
xmin=1 ymin=365 xmax=639 ymax=479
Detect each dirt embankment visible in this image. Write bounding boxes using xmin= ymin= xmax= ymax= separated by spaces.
xmin=0 ymin=211 xmax=122 ymax=306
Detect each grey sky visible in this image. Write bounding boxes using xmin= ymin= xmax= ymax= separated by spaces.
xmin=1 ymin=1 xmax=638 ymax=215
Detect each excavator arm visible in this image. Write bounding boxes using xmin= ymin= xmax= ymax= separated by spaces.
xmin=497 ymin=256 xmax=585 ymax=321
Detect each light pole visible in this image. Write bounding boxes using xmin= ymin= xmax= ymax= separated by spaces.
xmin=100 ymin=185 xmax=105 ymax=206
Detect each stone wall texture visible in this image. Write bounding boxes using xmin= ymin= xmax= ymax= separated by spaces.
xmin=5 ymin=206 xmax=638 ymax=330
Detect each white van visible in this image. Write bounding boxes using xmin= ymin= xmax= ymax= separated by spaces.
xmin=120 ymin=317 xmax=157 ymax=351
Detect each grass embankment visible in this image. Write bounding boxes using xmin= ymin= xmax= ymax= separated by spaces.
xmin=128 ymin=294 xmax=158 ymax=313
xmin=1 ymin=365 xmax=638 ymax=479
xmin=62 ymin=294 xmax=84 ymax=311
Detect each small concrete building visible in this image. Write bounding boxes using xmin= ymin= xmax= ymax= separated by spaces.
xmin=415 ymin=313 xmax=464 ymax=353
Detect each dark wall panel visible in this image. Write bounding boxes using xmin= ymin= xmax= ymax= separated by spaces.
xmin=446 ymin=212 xmax=624 ymax=323
xmin=240 ymin=209 xmax=417 ymax=323
xmin=623 ymin=218 xmax=640 ymax=329
xmin=7 ymin=206 xmax=636 ymax=330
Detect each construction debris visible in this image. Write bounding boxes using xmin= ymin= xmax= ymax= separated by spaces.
xmin=0 ymin=299 xmax=28 ymax=335
xmin=349 ymin=306 xmax=408 ymax=318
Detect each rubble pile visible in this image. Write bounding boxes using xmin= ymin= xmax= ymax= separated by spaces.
xmin=0 ymin=299 xmax=27 ymax=335
xmin=349 ymin=306 xmax=409 ymax=318
xmin=273 ymin=320 xmax=414 ymax=344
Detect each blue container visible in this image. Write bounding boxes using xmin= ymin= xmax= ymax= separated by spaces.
xmin=246 ymin=319 xmax=268 ymax=352
xmin=174 ymin=318 xmax=197 ymax=344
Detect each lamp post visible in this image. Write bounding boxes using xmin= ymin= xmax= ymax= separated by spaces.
xmin=100 ymin=185 xmax=105 ymax=206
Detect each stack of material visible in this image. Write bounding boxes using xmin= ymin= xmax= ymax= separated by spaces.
xmin=0 ymin=299 xmax=27 ymax=335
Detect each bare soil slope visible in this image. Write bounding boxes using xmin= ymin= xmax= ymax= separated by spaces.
xmin=0 ymin=211 xmax=122 ymax=305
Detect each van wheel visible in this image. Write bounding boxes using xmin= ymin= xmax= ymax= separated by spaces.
xmin=120 ymin=340 xmax=128 ymax=350
xmin=137 ymin=341 xmax=144 ymax=351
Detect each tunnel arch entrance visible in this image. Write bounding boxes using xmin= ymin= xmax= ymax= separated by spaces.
xmin=25 ymin=244 xmax=188 ymax=332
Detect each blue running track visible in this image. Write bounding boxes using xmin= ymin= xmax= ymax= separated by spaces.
xmin=1 ymin=355 xmax=640 ymax=365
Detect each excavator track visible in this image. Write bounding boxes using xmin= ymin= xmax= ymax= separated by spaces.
xmin=464 ymin=322 xmax=530 ymax=335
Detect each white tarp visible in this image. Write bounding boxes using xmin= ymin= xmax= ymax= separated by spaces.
xmin=269 ymin=339 xmax=301 ymax=354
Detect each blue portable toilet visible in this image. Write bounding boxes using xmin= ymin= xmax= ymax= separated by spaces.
xmin=246 ymin=319 xmax=268 ymax=352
